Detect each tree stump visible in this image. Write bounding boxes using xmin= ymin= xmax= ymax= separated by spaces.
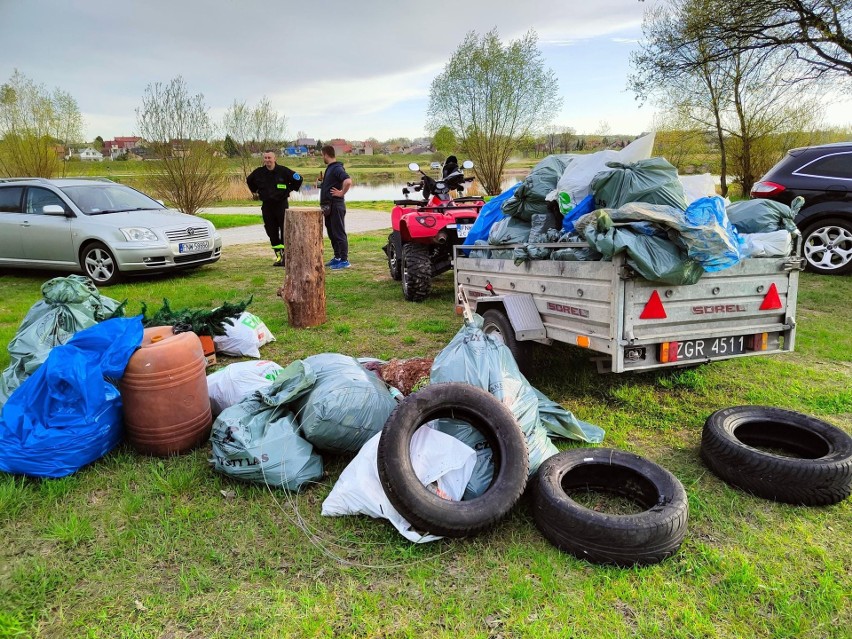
xmin=279 ymin=208 xmax=326 ymax=328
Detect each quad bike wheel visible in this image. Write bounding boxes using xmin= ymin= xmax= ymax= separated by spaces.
xmin=386 ymin=231 xmax=402 ymax=281
xmin=401 ymin=243 xmax=432 ymax=302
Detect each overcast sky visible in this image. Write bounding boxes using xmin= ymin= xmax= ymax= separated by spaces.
xmin=1 ymin=0 xmax=850 ymax=142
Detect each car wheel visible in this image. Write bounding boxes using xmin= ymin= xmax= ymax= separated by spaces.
xmin=386 ymin=231 xmax=402 ymax=281
xmin=377 ymin=382 xmax=529 ymax=538
xmin=701 ymin=406 xmax=852 ymax=505
xmin=401 ymin=243 xmax=431 ymax=302
xmin=533 ymin=448 xmax=689 ymax=566
xmin=482 ymin=308 xmax=532 ymax=375
xmin=801 ymin=217 xmax=852 ymax=275
xmin=81 ymin=241 xmax=121 ymax=286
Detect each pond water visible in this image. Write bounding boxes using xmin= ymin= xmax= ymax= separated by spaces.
xmin=287 ymin=176 xmax=523 ymax=202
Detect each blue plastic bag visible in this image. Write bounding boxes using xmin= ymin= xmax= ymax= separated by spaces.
xmin=0 ymin=317 xmax=143 ymax=478
xmin=561 ymin=193 xmax=596 ymax=233
xmin=463 ymin=182 xmax=521 ymax=246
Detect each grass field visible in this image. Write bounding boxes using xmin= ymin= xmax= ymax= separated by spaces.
xmin=0 ymin=234 xmax=850 ymax=638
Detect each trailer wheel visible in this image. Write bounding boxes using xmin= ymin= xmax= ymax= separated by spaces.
xmin=533 ymin=448 xmax=689 ymax=566
xmin=377 ymin=382 xmax=529 ymax=538
xmin=482 ymin=309 xmax=532 ymax=374
xmin=701 ymin=406 xmax=852 ymax=505
xmin=402 ymin=243 xmax=432 ymax=302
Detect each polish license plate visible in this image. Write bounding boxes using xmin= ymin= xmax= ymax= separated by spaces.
xmin=457 ymin=223 xmax=472 ymax=238
xmin=179 ymin=240 xmax=210 ymax=253
xmin=675 ymin=335 xmax=746 ymax=361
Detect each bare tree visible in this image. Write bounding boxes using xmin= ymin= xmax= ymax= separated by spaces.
xmin=0 ymin=70 xmax=83 ymax=177
xmin=136 ymin=76 xmax=228 ymax=216
xmin=222 ymin=96 xmax=288 ymax=181
xmin=427 ymin=29 xmax=562 ymax=194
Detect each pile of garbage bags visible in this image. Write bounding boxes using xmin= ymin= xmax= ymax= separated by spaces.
xmin=463 ymin=134 xmax=799 ymax=284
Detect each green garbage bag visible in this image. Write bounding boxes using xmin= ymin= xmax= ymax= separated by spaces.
xmin=210 ymin=360 xmax=323 ymax=491
xmin=502 ymin=155 xmax=567 ymax=222
xmin=592 ymin=158 xmax=688 ymax=211
xmin=0 ymin=275 xmax=124 ymax=409
xmin=534 ymin=389 xmax=605 ymax=443
xmin=726 ymin=198 xmax=800 ymax=234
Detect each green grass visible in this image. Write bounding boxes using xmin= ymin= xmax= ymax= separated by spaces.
xmin=0 ymin=235 xmax=850 ymax=638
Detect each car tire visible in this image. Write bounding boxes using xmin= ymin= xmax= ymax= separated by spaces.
xmin=377 ymin=382 xmax=529 ymax=538
xmin=533 ymin=448 xmax=689 ymax=566
xmin=482 ymin=308 xmax=533 ymax=375
xmin=801 ymin=217 xmax=852 ymax=275
xmin=81 ymin=241 xmax=121 ymax=286
xmin=386 ymin=231 xmax=402 ymax=281
xmin=701 ymin=406 xmax=852 ymax=505
xmin=401 ymin=243 xmax=431 ymax=302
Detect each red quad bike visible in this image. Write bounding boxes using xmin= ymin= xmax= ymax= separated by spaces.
xmin=384 ymin=159 xmax=484 ymax=301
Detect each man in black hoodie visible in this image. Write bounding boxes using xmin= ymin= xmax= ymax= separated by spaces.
xmin=246 ymin=150 xmax=303 ymax=266
xmin=320 ymin=145 xmax=353 ymax=269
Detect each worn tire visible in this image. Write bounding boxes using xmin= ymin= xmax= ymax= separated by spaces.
xmin=482 ymin=308 xmax=532 ymax=374
xmin=401 ymin=242 xmax=432 ymax=302
xmin=701 ymin=406 xmax=852 ymax=505
xmin=386 ymin=231 xmax=402 ymax=281
xmin=80 ymin=241 xmax=121 ymax=286
xmin=534 ymin=448 xmax=688 ymax=566
xmin=377 ymin=382 xmax=529 ymax=538
xmin=801 ymin=217 xmax=852 ymax=275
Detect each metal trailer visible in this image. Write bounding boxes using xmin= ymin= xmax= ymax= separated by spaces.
xmin=454 ymin=242 xmax=803 ymax=373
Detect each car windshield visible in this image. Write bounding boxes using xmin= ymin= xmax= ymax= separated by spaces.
xmin=60 ymin=184 xmax=165 ymax=215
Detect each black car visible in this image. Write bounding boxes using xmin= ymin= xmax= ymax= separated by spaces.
xmin=751 ymin=142 xmax=852 ymax=275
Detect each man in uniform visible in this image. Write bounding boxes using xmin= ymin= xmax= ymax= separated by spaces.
xmin=247 ymin=150 xmax=303 ymax=266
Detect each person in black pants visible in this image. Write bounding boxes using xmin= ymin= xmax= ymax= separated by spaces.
xmin=246 ymin=150 xmax=303 ymax=266
xmin=320 ymin=145 xmax=353 ymax=269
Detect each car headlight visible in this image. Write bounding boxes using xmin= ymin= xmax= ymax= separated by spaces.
xmin=121 ymin=227 xmax=158 ymax=242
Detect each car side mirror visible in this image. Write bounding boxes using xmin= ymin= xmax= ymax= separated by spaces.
xmin=462 ymin=160 xmax=474 ymax=169
xmin=42 ymin=204 xmax=68 ymax=216
xmin=408 ymin=162 xmax=420 ymax=172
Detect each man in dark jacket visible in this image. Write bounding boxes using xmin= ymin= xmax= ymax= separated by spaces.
xmin=320 ymin=145 xmax=353 ymax=269
xmin=246 ymin=150 xmax=303 ymax=266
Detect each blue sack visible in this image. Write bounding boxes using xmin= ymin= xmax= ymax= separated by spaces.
xmin=463 ymin=182 xmax=521 ymax=246
xmin=0 ymin=317 xmax=143 ymax=478
xmin=561 ymin=193 xmax=596 ymax=233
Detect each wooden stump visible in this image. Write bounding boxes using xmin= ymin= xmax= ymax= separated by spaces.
xmin=279 ymin=208 xmax=326 ymax=328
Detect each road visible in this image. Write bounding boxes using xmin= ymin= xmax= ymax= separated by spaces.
xmin=200 ymin=206 xmax=391 ymax=246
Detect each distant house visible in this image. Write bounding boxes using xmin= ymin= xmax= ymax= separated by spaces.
xmin=103 ymin=136 xmax=142 ymax=160
xmin=283 ymin=145 xmax=310 ymax=157
xmin=66 ymin=147 xmax=104 ymax=161
xmin=329 ymin=138 xmax=353 ymax=156
xmin=295 ymin=137 xmax=316 ymax=148
xmin=407 ymin=146 xmax=432 ymax=155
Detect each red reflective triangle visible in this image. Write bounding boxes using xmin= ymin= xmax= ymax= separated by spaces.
xmin=760 ymin=283 xmax=783 ymax=310
xmin=640 ymin=290 xmax=667 ymax=319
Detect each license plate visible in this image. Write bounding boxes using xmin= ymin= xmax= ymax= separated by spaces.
xmin=457 ymin=223 xmax=472 ymax=239
xmin=179 ymin=241 xmax=209 ymax=253
xmin=674 ymin=335 xmax=747 ymax=361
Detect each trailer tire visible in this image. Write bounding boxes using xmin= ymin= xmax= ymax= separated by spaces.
xmin=401 ymin=243 xmax=432 ymax=302
xmin=701 ymin=406 xmax=852 ymax=505
xmin=482 ymin=309 xmax=532 ymax=374
xmin=533 ymin=448 xmax=688 ymax=566
xmin=377 ymin=382 xmax=529 ymax=538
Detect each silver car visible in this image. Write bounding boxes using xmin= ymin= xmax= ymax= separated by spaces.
xmin=0 ymin=178 xmax=222 ymax=285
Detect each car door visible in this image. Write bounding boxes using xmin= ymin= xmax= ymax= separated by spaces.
xmin=0 ymin=186 xmax=25 ymax=262
xmin=20 ymin=186 xmax=77 ymax=265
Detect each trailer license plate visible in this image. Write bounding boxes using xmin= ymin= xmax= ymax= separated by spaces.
xmin=179 ymin=240 xmax=210 ymax=253
xmin=457 ymin=223 xmax=472 ymax=238
xmin=675 ymin=336 xmax=746 ymax=360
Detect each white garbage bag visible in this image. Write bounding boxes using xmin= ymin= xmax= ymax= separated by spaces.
xmin=206 ymin=360 xmax=284 ymax=416
xmin=321 ymin=427 xmax=477 ymax=543
xmin=213 ymin=311 xmax=275 ymax=358
xmin=678 ymin=174 xmax=718 ymax=205
xmin=740 ymin=230 xmax=792 ymax=258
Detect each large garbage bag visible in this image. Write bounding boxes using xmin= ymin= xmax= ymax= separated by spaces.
xmin=0 ymin=317 xmax=143 ymax=478
xmin=293 ymin=354 xmax=397 ymax=455
xmin=740 ymin=230 xmax=793 ymax=258
xmin=488 ymin=215 xmax=531 ymax=246
xmin=463 ymin=182 xmax=521 ymax=246
xmin=502 ymin=155 xmax=566 ymax=222
xmin=550 ymin=231 xmax=602 ymax=262
xmin=726 ymin=198 xmax=800 ymax=234
xmin=679 ymin=174 xmax=718 ymax=204
xmin=561 ymin=193 xmax=597 ymax=233
xmin=430 ymin=316 xmax=559 ymax=499
xmin=207 ymin=360 xmax=284 ymax=416
xmin=549 ymin=133 xmax=655 ymax=214
xmin=591 ymin=158 xmax=689 ymax=211
xmin=525 ymin=210 xmax=563 ymax=261
xmin=0 ymin=275 xmax=124 ymax=409
xmin=577 ymin=210 xmax=705 ymax=285
xmin=209 ymin=360 xmax=322 ymax=491
xmin=534 ymin=389 xmax=605 ymax=442
xmin=681 ymin=196 xmax=743 ymax=271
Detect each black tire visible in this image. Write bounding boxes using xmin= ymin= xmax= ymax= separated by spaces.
xmin=401 ymin=242 xmax=432 ymax=302
xmin=377 ymin=382 xmax=529 ymax=538
xmin=801 ymin=217 xmax=852 ymax=275
xmin=482 ymin=308 xmax=532 ymax=374
xmin=386 ymin=231 xmax=402 ymax=281
xmin=701 ymin=406 xmax=852 ymax=505
xmin=533 ymin=448 xmax=688 ymax=566
xmin=80 ymin=241 xmax=121 ymax=286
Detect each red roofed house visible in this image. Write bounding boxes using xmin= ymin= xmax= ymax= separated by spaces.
xmin=103 ymin=136 xmax=142 ymax=160
xmin=329 ymin=138 xmax=353 ymax=156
